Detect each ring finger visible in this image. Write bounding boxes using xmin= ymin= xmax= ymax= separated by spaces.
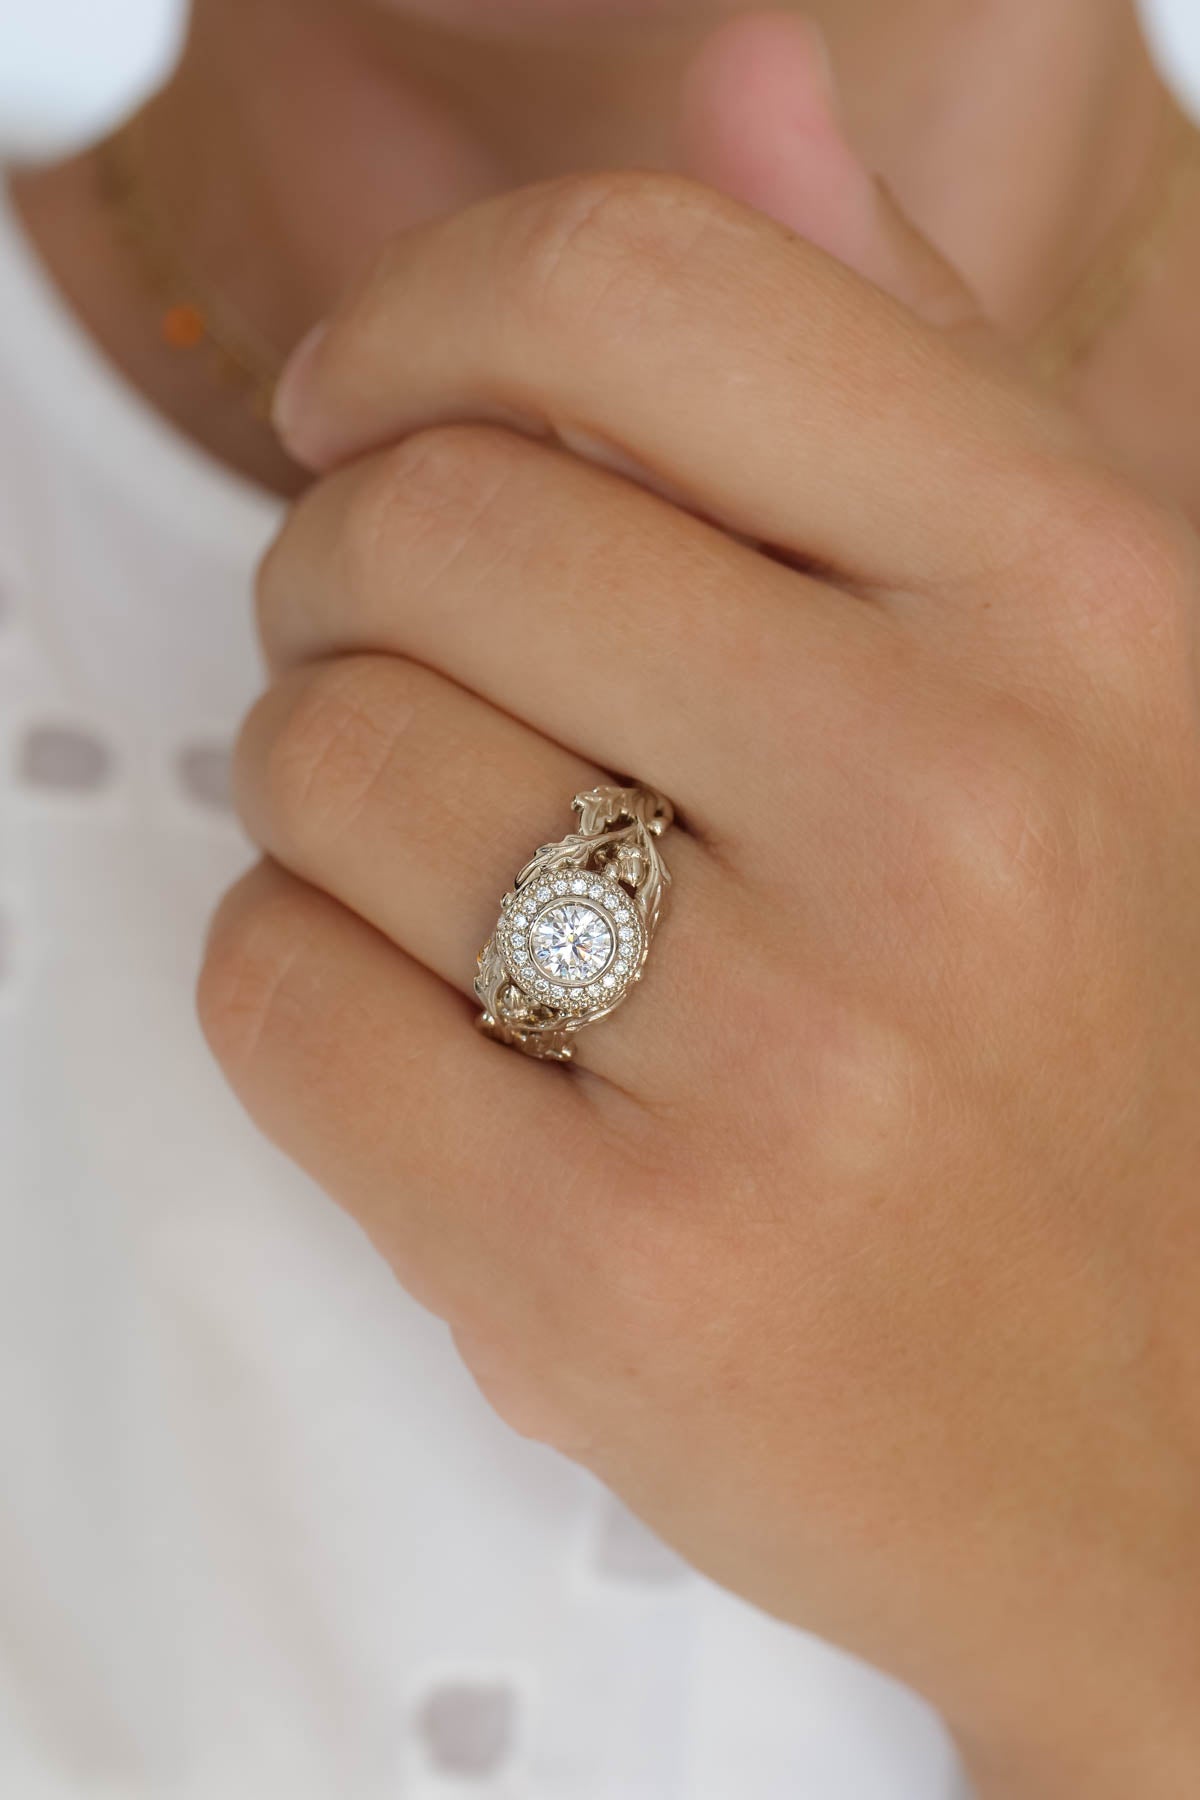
xmin=233 ymin=650 xmax=737 ymax=1101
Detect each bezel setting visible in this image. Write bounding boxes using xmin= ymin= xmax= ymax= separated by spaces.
xmin=495 ymin=870 xmax=646 ymax=1018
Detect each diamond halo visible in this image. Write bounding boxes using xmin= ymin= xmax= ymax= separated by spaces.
xmin=474 ymin=784 xmax=673 ymax=1060
xmin=496 ymin=870 xmax=645 ymax=1016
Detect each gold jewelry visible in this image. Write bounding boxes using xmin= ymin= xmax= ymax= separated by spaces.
xmin=95 ymin=116 xmax=285 ymax=418
xmin=1030 ymin=107 xmax=1200 ymax=386
xmin=97 ymin=98 xmax=1198 ymax=418
xmin=475 ymin=786 xmax=674 ymax=1062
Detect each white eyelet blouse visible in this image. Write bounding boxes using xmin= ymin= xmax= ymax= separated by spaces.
xmin=0 ymin=178 xmax=967 ymax=1800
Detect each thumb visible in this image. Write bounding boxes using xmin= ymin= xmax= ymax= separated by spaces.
xmin=679 ymin=10 xmax=997 ymax=360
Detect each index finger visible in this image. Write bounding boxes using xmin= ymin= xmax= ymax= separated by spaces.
xmin=273 ymin=172 xmax=1077 ymax=590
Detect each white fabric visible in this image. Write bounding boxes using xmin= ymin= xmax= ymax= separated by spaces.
xmin=0 ymin=180 xmax=967 ymax=1800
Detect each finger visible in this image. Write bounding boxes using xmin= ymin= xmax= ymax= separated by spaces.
xmin=197 ymin=859 xmax=609 ymax=1336
xmin=232 ymin=653 xmax=735 ymax=1102
xmin=272 ymin=169 xmax=1073 ymax=593
xmin=679 ymin=10 xmax=995 ymax=358
xmin=256 ymin=425 xmax=900 ymax=841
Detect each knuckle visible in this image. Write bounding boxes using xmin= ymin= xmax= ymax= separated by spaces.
xmin=1032 ymin=462 xmax=1199 ymax=664
xmin=196 ymin=875 xmax=316 ymax=1081
xmin=501 ymin=169 xmax=732 ymax=335
xmin=340 ymin=426 xmax=524 ymax=605
xmin=255 ymin=656 xmax=410 ymax=854
xmin=710 ymin=992 xmax=930 ymax=1207
xmin=926 ymin=699 xmax=1085 ymax=935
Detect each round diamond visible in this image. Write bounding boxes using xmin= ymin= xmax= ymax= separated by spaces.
xmin=530 ymin=902 xmax=615 ymax=985
xmin=619 ymin=926 xmax=635 ymax=943
xmin=602 ymin=974 xmax=616 ymax=989
xmin=536 ymin=886 xmax=552 ymax=902
xmin=553 ymin=877 xmax=569 ymax=894
xmin=588 ymin=883 xmax=604 ymax=898
xmin=513 ymin=913 xmax=528 ymax=929
xmin=615 ymin=906 xmax=631 ymax=923
xmin=570 ymin=876 xmax=587 ymax=894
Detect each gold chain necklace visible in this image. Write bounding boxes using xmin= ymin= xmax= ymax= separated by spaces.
xmin=1029 ymin=105 xmax=1200 ymax=386
xmin=96 ymin=105 xmax=1200 ymax=424
xmin=96 ymin=115 xmax=286 ymax=417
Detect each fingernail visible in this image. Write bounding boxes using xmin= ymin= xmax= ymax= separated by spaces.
xmin=804 ymin=20 xmax=843 ymax=127
xmin=272 ymin=319 xmax=328 ymax=450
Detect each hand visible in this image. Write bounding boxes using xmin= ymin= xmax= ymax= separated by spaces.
xmin=200 ymin=145 xmax=1200 ymax=1798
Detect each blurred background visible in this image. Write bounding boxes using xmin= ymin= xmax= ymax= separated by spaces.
xmin=0 ymin=0 xmax=1199 ymax=154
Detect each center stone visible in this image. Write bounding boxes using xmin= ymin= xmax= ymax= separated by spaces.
xmin=530 ymin=902 xmax=615 ymax=984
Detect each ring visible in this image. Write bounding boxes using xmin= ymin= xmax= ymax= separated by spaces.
xmin=475 ymin=784 xmax=674 ymax=1061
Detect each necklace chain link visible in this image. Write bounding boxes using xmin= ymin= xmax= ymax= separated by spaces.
xmin=1030 ymin=106 xmax=1200 ymax=387
xmin=96 ymin=115 xmax=285 ymax=418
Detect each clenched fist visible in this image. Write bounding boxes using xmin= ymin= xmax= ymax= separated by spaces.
xmin=198 ymin=170 xmax=1200 ymax=1796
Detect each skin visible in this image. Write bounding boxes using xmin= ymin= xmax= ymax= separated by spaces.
xmin=210 ymin=172 xmax=1200 ymax=1795
xmin=10 ymin=0 xmax=1200 ymax=503
xmin=9 ymin=1 xmax=1200 ymax=1793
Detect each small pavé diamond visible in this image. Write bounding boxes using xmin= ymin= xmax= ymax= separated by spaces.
xmin=615 ymin=907 xmax=631 ymax=922
xmin=570 ymin=876 xmax=587 ymax=894
xmin=602 ymin=974 xmax=616 ymax=989
xmin=619 ymin=926 xmax=635 ymax=943
xmin=536 ymin=886 xmax=552 ymax=902
xmin=554 ymin=878 xmax=569 ymax=894
xmin=514 ymin=913 xmax=528 ymax=929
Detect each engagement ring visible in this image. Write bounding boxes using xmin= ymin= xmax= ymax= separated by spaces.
xmin=475 ymin=785 xmax=674 ymax=1061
